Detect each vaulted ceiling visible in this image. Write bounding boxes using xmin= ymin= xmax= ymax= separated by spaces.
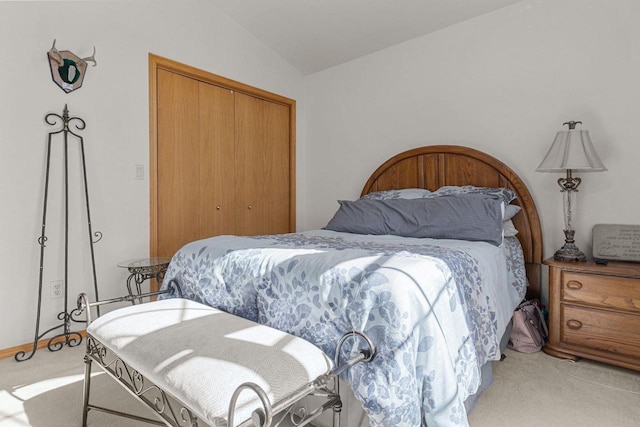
xmin=210 ymin=0 xmax=524 ymax=74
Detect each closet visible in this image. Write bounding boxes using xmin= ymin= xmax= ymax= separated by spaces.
xmin=149 ymin=55 xmax=296 ymax=262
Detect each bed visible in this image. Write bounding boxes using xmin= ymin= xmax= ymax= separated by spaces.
xmin=158 ymin=145 xmax=543 ymax=427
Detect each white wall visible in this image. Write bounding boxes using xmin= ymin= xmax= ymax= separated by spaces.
xmin=303 ymin=0 xmax=640 ymax=301
xmin=0 ymin=0 xmax=305 ymax=351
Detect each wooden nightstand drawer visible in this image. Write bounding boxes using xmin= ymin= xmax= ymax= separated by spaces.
xmin=562 ymin=272 xmax=640 ymax=313
xmin=561 ymin=304 xmax=640 ymax=358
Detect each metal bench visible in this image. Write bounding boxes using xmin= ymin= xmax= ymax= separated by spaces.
xmin=77 ymin=291 xmax=375 ymax=427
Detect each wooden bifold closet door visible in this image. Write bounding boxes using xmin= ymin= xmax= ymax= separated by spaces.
xmin=234 ymin=92 xmax=291 ymax=236
xmin=150 ymin=55 xmax=296 ymax=264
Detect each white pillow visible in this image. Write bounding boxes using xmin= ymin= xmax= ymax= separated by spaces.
xmin=503 ymin=219 xmax=518 ymax=237
xmin=361 ymin=188 xmax=431 ymax=200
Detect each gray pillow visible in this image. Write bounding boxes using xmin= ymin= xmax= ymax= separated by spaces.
xmin=324 ymin=194 xmax=504 ymax=246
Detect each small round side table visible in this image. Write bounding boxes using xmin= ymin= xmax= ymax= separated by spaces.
xmin=117 ymin=257 xmax=171 ymax=304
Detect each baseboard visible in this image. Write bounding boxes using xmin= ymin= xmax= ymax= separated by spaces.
xmin=0 ymin=330 xmax=87 ymax=360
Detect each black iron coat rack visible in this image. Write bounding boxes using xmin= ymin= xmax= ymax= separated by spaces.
xmin=15 ymin=105 xmax=101 ymax=362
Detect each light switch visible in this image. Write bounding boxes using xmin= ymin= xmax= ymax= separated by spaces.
xmin=135 ymin=164 xmax=144 ymax=180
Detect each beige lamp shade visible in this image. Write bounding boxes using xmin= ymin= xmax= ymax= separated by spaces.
xmin=536 ymin=129 xmax=607 ymax=173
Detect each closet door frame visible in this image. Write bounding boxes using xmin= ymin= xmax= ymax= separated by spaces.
xmin=149 ymin=54 xmax=296 ymax=265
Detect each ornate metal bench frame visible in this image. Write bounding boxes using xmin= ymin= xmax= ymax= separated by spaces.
xmin=77 ymin=289 xmax=375 ymax=427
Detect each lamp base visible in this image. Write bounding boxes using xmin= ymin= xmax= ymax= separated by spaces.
xmin=554 ymin=230 xmax=587 ymax=262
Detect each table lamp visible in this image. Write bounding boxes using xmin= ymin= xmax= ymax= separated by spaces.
xmin=536 ymin=121 xmax=607 ymax=261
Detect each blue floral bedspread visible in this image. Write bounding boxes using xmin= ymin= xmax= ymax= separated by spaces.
xmin=160 ymin=230 xmax=526 ymax=426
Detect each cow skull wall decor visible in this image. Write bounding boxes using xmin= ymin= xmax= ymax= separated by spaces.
xmin=47 ymin=39 xmax=97 ymax=93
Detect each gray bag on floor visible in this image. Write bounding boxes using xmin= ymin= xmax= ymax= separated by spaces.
xmin=508 ymin=299 xmax=549 ymax=353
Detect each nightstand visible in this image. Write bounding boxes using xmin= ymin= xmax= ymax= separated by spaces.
xmin=543 ymin=258 xmax=640 ymax=371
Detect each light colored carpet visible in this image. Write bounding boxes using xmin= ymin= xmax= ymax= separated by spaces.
xmin=468 ymin=349 xmax=640 ymax=427
xmin=0 ymin=345 xmax=150 ymax=426
xmin=1 ymin=345 xmax=638 ymax=426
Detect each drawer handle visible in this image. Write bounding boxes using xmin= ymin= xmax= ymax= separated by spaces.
xmin=566 ymin=280 xmax=583 ymax=290
xmin=216 ymin=205 xmax=221 ymax=210
xmin=566 ymin=320 xmax=583 ymax=330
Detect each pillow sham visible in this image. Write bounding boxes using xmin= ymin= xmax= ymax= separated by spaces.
xmin=362 ymin=186 xmax=520 ymax=218
xmin=361 ymin=188 xmax=432 ymax=200
xmin=324 ymin=193 xmax=504 ymax=246
xmin=429 ymin=185 xmax=517 ymax=205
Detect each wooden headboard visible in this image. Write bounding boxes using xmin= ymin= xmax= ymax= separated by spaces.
xmin=361 ymin=145 xmax=543 ymax=300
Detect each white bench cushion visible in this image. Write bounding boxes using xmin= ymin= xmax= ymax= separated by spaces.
xmin=87 ymin=298 xmax=333 ymax=426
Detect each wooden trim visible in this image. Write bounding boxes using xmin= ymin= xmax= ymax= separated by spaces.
xmin=149 ymin=53 xmax=159 ymax=261
xmin=149 ymin=54 xmax=295 ymax=106
xmin=148 ymin=53 xmax=297 ymax=268
xmin=0 ymin=331 xmax=87 ymax=360
xmin=289 ymin=106 xmax=297 ymax=231
xmin=361 ymin=145 xmax=543 ymax=300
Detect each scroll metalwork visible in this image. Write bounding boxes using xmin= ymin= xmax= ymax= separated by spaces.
xmin=16 ymin=105 xmax=102 ymax=362
xmin=84 ymin=336 xmax=199 ymax=426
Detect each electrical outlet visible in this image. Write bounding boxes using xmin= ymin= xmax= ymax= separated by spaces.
xmin=50 ymin=280 xmax=63 ymax=299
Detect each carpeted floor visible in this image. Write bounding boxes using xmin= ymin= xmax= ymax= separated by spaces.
xmin=0 ymin=345 xmax=638 ymax=426
xmin=469 ymin=349 xmax=640 ymax=426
